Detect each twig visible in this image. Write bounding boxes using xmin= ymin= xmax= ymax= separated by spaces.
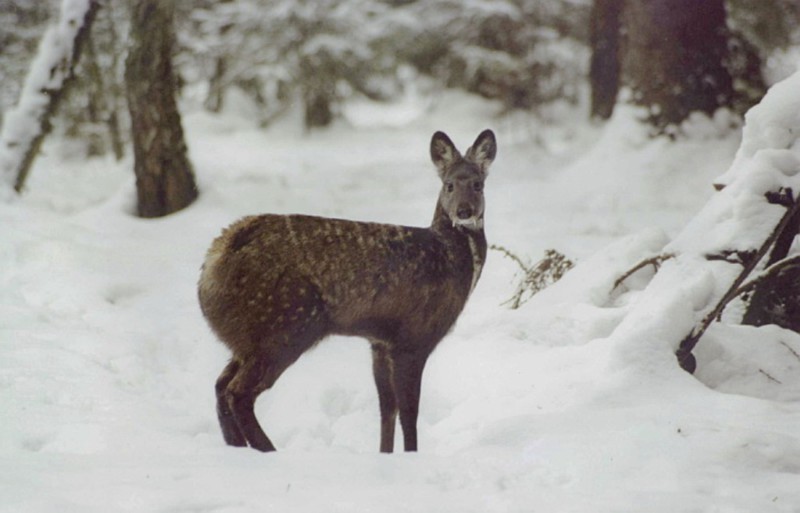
xmin=759 ymin=369 xmax=782 ymax=384
xmin=779 ymin=341 xmax=800 ymax=362
xmin=612 ymin=254 xmax=674 ymax=291
xmin=490 ymin=244 xmax=530 ymax=274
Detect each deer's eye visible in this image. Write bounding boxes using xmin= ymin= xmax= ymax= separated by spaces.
xmin=473 ymin=181 xmax=483 ymax=192
xmin=446 ymin=183 xmax=454 ymax=193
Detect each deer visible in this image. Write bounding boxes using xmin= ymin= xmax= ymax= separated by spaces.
xmin=198 ymin=129 xmax=497 ymax=453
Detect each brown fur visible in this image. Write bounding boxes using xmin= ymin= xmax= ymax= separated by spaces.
xmin=198 ymin=129 xmax=497 ymax=453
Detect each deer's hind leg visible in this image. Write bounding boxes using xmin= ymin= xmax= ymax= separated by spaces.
xmin=216 ymin=359 xmax=246 ymax=447
xmin=224 ymin=356 xmax=280 ymax=452
xmin=223 ymin=315 xmax=331 ymax=451
xmin=223 ymin=345 xmax=313 ymax=452
xmin=217 ymin=273 xmax=331 ymax=452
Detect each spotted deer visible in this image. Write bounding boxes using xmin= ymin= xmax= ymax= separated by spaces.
xmin=198 ymin=129 xmax=497 ymax=453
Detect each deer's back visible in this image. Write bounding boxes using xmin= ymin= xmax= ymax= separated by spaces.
xmin=199 ymin=214 xmax=476 ymax=352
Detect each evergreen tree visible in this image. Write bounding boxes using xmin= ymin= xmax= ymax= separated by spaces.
xmin=621 ymin=0 xmax=734 ymax=132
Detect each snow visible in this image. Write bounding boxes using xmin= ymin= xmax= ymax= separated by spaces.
xmin=3 ymin=72 xmax=800 ymax=512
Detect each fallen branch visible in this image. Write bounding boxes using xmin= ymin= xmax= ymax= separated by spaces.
xmin=677 ymin=187 xmax=800 ymax=372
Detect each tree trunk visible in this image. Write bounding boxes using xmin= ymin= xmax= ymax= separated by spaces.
xmin=621 ymin=0 xmax=734 ymax=132
xmin=202 ymin=0 xmax=235 ymax=114
xmin=83 ymin=35 xmax=124 ymax=160
xmin=125 ymin=0 xmax=197 ymax=218
xmin=589 ymin=0 xmax=623 ymax=120
xmin=86 ymin=5 xmax=125 ymax=161
xmin=303 ymin=89 xmax=334 ymax=130
xmin=204 ymin=56 xmax=228 ymax=114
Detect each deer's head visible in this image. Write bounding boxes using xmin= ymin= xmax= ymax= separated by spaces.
xmin=430 ymin=129 xmax=497 ymax=231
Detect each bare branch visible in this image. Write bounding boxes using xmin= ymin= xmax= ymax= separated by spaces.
xmin=612 ymin=253 xmax=674 ymax=292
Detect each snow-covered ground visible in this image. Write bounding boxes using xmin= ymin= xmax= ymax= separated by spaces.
xmin=3 ymin=80 xmax=800 ymax=512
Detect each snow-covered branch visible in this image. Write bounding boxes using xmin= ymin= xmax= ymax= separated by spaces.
xmin=600 ymin=71 xmax=800 ymax=374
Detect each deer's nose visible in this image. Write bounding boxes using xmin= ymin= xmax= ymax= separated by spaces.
xmin=456 ymin=206 xmax=473 ymax=219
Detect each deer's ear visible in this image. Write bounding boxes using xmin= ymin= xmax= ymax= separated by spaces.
xmin=466 ymin=129 xmax=497 ymax=175
xmin=430 ymin=131 xmax=461 ymax=178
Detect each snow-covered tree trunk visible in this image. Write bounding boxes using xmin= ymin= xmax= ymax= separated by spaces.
xmin=606 ymin=71 xmax=800 ymax=374
xmin=0 ymin=0 xmax=100 ymax=193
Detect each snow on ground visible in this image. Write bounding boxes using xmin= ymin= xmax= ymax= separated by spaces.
xmin=2 ymin=82 xmax=800 ymax=512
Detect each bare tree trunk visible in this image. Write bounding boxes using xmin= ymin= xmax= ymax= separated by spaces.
xmin=0 ymin=0 xmax=100 ymax=193
xmin=589 ymin=0 xmax=622 ymax=120
xmin=303 ymin=89 xmax=334 ymax=130
xmin=84 ymin=5 xmax=125 ymax=161
xmin=204 ymin=57 xmax=228 ymax=114
xmin=125 ymin=0 xmax=198 ymax=218
xmin=622 ymin=0 xmax=734 ymax=132
xmin=203 ymin=0 xmax=235 ymax=114
xmin=83 ymin=35 xmax=124 ymax=159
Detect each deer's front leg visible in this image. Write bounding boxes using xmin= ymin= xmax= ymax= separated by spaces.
xmin=392 ymin=351 xmax=427 ymax=452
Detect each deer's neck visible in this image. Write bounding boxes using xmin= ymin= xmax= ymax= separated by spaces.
xmin=431 ymin=203 xmax=487 ymax=295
